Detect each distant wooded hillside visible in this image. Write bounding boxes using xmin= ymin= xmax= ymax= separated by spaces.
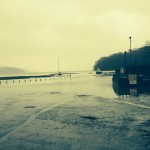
xmin=0 ymin=67 xmax=25 ymax=75
xmin=94 ymin=46 xmax=150 ymax=72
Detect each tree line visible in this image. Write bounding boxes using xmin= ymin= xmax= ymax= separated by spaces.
xmin=93 ymin=45 xmax=150 ymax=74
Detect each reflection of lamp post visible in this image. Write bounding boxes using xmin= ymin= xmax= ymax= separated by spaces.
xmin=129 ymin=36 xmax=132 ymax=64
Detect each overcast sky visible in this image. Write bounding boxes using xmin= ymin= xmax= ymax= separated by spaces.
xmin=0 ymin=0 xmax=150 ymax=72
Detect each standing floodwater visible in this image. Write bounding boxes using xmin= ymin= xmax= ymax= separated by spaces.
xmin=0 ymin=73 xmax=150 ymax=150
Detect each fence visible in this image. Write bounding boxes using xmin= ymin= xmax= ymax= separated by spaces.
xmin=0 ymin=74 xmax=95 ymax=86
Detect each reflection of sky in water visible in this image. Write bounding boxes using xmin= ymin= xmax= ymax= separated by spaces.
xmin=1 ymin=73 xmax=149 ymax=101
xmin=0 ymin=74 xmax=150 ymax=110
xmin=0 ymin=74 xmax=115 ymax=98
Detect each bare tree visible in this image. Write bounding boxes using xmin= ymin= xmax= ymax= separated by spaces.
xmin=145 ymin=40 xmax=150 ymax=46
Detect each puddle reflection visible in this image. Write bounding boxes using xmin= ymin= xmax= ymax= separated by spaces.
xmin=112 ymin=83 xmax=150 ymax=97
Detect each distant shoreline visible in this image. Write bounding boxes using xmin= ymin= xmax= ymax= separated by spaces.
xmin=0 ymin=74 xmax=56 ymax=80
xmin=0 ymin=72 xmax=80 ymax=80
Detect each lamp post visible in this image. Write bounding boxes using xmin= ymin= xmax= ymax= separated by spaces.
xmin=124 ymin=51 xmax=127 ymax=74
xmin=129 ymin=36 xmax=132 ymax=64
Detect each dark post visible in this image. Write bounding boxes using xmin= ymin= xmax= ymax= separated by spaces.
xmin=70 ymin=74 xmax=71 ymax=80
xmin=129 ymin=36 xmax=132 ymax=64
xmin=124 ymin=51 xmax=127 ymax=74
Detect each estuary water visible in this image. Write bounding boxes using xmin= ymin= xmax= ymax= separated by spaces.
xmin=0 ymin=71 xmax=150 ymax=106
